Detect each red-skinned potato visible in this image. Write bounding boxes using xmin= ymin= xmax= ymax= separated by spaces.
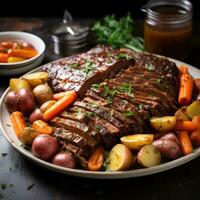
xmin=29 ymin=109 xmax=44 ymax=124
xmin=137 ymin=144 xmax=161 ymax=168
xmin=18 ymin=88 xmax=35 ymax=115
xmin=152 ymin=139 xmax=182 ymax=159
xmin=4 ymin=91 xmax=19 ymax=112
xmin=160 ymin=133 xmax=179 ymax=145
xmin=52 ymin=152 xmax=76 ymax=169
xmin=32 ymin=134 xmax=59 ymax=161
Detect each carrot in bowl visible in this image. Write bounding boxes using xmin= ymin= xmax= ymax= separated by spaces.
xmin=0 ymin=53 xmax=9 ymax=62
xmin=8 ymin=49 xmax=38 ymax=59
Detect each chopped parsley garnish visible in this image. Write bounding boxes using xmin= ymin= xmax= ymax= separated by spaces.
xmin=156 ymin=78 xmax=161 ymax=84
xmin=95 ymin=124 xmax=101 ymax=130
xmin=119 ymin=83 xmax=132 ymax=94
xmin=85 ymin=112 xmax=96 ymax=119
xmin=83 ymin=60 xmax=97 ymax=76
xmin=103 ymin=152 xmax=110 ymax=172
xmin=0 ymin=193 xmax=4 ymax=199
xmin=123 ymin=111 xmax=134 ymax=118
xmin=69 ymin=63 xmax=80 ymax=68
xmin=92 ymin=83 xmax=101 ymax=89
xmin=103 ymin=85 xmax=119 ymax=104
xmin=116 ymin=53 xmax=132 ymax=60
xmin=74 ymin=107 xmax=82 ymax=114
xmin=145 ymin=64 xmax=155 ymax=71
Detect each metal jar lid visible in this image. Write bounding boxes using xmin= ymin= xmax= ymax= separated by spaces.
xmin=48 ymin=10 xmax=95 ymax=56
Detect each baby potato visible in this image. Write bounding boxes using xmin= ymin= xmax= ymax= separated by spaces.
xmin=23 ymin=72 xmax=49 ymax=87
xmin=32 ymin=134 xmax=59 ymax=161
xmin=33 ymin=84 xmax=53 ymax=105
xmin=152 ymin=139 xmax=182 ymax=159
xmin=29 ymin=109 xmax=44 ymax=124
xmin=10 ymin=78 xmax=31 ymax=92
xmin=186 ymin=100 xmax=200 ymax=119
xmin=137 ymin=144 xmax=161 ymax=168
xmin=108 ymin=144 xmax=134 ymax=171
xmin=160 ymin=133 xmax=179 ymax=145
xmin=150 ymin=116 xmax=177 ymax=132
xmin=52 ymin=152 xmax=76 ymax=169
xmin=18 ymin=88 xmax=35 ymax=115
xmin=18 ymin=127 xmax=40 ymax=145
xmin=120 ymin=134 xmax=154 ymax=150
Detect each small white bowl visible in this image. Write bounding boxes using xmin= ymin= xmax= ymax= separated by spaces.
xmin=0 ymin=31 xmax=45 ymax=74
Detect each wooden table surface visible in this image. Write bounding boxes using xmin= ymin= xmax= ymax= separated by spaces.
xmin=0 ymin=18 xmax=200 ymax=200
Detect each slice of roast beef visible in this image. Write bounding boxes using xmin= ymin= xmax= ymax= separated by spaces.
xmin=50 ymin=117 xmax=98 ymax=149
xmin=43 ymin=45 xmax=134 ymax=98
xmin=54 ymin=128 xmax=88 ymax=149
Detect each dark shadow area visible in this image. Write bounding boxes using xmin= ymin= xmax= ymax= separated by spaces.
xmin=1 ymin=0 xmax=199 ymax=19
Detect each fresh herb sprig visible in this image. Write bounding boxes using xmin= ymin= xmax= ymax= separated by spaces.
xmin=118 ymin=83 xmax=133 ymax=94
xmin=83 ymin=60 xmax=97 ymax=76
xmin=123 ymin=111 xmax=135 ymax=118
xmin=92 ymin=14 xmax=144 ymax=52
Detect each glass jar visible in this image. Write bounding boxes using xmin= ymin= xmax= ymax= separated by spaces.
xmin=143 ymin=0 xmax=193 ymax=60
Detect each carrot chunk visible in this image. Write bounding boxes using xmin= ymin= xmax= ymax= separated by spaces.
xmin=178 ymin=131 xmax=193 ymax=155
xmin=44 ymin=90 xmax=77 ymax=121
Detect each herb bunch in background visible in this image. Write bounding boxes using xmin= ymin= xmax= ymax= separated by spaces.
xmin=92 ymin=13 xmax=144 ymax=52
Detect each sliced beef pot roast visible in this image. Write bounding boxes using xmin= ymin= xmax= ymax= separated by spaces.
xmin=43 ymin=45 xmax=179 ymax=168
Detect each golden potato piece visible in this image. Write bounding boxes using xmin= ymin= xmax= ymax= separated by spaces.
xmin=109 ymin=144 xmax=134 ymax=171
xmin=120 ymin=134 xmax=154 ymax=150
xmin=186 ymin=100 xmax=200 ymax=119
xmin=10 ymin=78 xmax=31 ymax=91
xmin=19 ymin=127 xmax=40 ymax=145
xmin=23 ymin=72 xmax=49 ymax=87
xmin=137 ymin=145 xmax=161 ymax=168
xmin=150 ymin=116 xmax=176 ymax=132
xmin=175 ymin=108 xmax=190 ymax=121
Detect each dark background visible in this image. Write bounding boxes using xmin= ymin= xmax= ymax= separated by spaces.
xmin=1 ymin=0 xmax=200 ymax=19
